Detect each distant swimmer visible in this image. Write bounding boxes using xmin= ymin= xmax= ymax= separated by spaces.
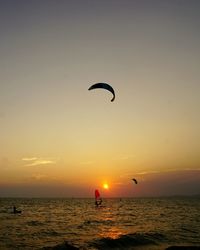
xmin=13 ymin=206 xmax=21 ymax=214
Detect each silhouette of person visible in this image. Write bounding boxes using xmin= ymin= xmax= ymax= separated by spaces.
xmin=13 ymin=206 xmax=17 ymax=213
xmin=13 ymin=206 xmax=21 ymax=214
xmin=95 ymin=198 xmax=102 ymax=207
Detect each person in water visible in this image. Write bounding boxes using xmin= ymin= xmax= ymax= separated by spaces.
xmin=13 ymin=206 xmax=17 ymax=213
xmin=95 ymin=198 xmax=102 ymax=207
xmin=13 ymin=206 xmax=21 ymax=214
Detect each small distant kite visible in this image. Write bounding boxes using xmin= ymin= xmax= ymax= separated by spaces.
xmin=88 ymin=82 xmax=115 ymax=102
xmin=132 ymin=178 xmax=138 ymax=184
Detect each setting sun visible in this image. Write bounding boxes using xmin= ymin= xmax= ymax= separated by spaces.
xmin=103 ymin=183 xmax=109 ymax=190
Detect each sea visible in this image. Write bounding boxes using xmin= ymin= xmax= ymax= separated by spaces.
xmin=0 ymin=197 xmax=200 ymax=250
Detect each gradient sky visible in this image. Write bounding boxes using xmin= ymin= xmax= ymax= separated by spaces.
xmin=1 ymin=0 xmax=200 ymax=197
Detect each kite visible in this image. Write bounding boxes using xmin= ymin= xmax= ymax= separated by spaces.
xmin=88 ymin=83 xmax=115 ymax=102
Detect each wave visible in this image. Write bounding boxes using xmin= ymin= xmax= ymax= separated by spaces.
xmin=42 ymin=241 xmax=79 ymax=249
xmin=89 ymin=232 xmax=166 ymax=249
xmin=41 ymin=232 xmax=165 ymax=250
xmin=166 ymin=247 xmax=200 ymax=250
xmin=41 ymin=233 xmax=200 ymax=250
xmin=82 ymin=219 xmax=114 ymax=225
xmin=181 ymin=227 xmax=198 ymax=234
xmin=27 ymin=220 xmax=44 ymax=226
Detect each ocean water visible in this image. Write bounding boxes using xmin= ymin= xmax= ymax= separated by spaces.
xmin=0 ymin=197 xmax=200 ymax=250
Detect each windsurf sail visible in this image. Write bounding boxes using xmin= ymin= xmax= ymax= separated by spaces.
xmin=95 ymin=189 xmax=102 ymax=206
xmin=95 ymin=189 xmax=100 ymax=199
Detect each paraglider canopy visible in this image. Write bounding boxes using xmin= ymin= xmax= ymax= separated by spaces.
xmin=132 ymin=178 xmax=138 ymax=184
xmin=88 ymin=82 xmax=115 ymax=102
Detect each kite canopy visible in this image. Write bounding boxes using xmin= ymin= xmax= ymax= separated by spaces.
xmin=88 ymin=82 xmax=115 ymax=102
xmin=132 ymin=178 xmax=138 ymax=184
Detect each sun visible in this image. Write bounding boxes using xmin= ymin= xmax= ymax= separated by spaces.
xmin=103 ymin=183 xmax=109 ymax=190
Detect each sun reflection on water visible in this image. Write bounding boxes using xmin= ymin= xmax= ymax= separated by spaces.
xmin=99 ymin=226 xmax=124 ymax=239
xmin=97 ymin=207 xmax=125 ymax=239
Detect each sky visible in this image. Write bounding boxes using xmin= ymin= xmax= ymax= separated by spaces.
xmin=0 ymin=0 xmax=200 ymax=197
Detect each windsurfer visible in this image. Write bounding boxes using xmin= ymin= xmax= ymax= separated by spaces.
xmin=95 ymin=198 xmax=102 ymax=207
xmin=95 ymin=189 xmax=102 ymax=207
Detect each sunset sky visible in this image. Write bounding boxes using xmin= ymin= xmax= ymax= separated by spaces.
xmin=1 ymin=0 xmax=200 ymax=197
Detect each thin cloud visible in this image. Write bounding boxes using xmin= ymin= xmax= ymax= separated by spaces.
xmin=26 ymin=160 xmax=55 ymax=167
xmin=31 ymin=173 xmax=47 ymax=180
xmin=119 ymin=168 xmax=200 ymax=180
xmin=119 ymin=172 xmax=138 ymax=178
xmin=22 ymin=157 xmax=56 ymax=166
xmin=22 ymin=157 xmax=38 ymax=161
xmin=136 ymin=170 xmax=160 ymax=175
xmin=136 ymin=168 xmax=200 ymax=176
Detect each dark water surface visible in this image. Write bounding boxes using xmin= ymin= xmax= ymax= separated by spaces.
xmin=0 ymin=197 xmax=199 ymax=249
